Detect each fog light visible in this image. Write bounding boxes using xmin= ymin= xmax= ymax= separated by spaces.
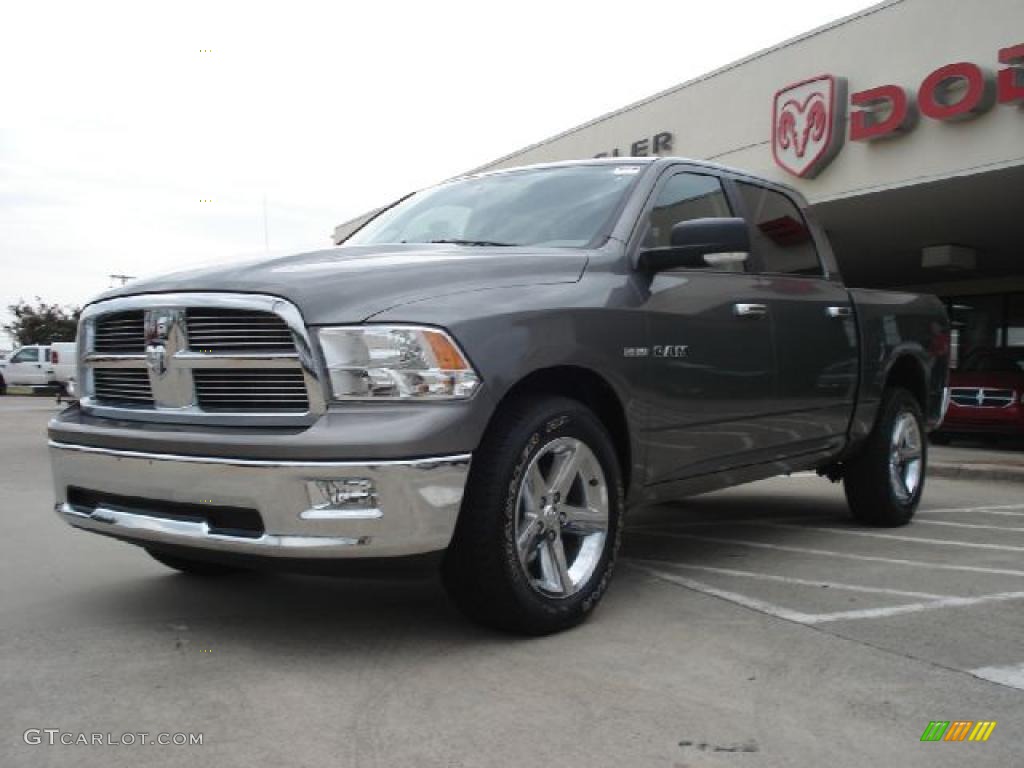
xmin=302 ymin=478 xmax=381 ymax=519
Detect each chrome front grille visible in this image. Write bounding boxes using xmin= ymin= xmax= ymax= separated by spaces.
xmin=94 ymin=311 xmax=145 ymax=354
xmin=194 ymin=369 xmax=309 ymax=412
xmin=93 ymin=369 xmax=154 ymax=405
xmin=185 ymin=308 xmax=295 ymax=352
xmin=950 ymin=387 xmax=1016 ymax=408
xmin=78 ymin=293 xmax=325 ymax=425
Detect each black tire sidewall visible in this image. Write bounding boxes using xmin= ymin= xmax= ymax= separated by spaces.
xmin=444 ymin=395 xmax=625 ymax=633
xmin=884 ymin=391 xmax=927 ymax=513
xmin=845 ymin=387 xmax=926 ymax=525
xmin=498 ymin=402 xmax=623 ymax=620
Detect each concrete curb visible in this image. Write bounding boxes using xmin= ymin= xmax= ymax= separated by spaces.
xmin=931 ymin=462 xmax=1024 ymax=484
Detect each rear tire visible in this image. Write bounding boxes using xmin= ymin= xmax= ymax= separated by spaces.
xmin=0 ymin=375 xmax=6 ymax=395
xmin=146 ymin=548 xmax=246 ymax=577
xmin=843 ymin=387 xmax=926 ymax=527
xmin=442 ymin=395 xmax=624 ymax=635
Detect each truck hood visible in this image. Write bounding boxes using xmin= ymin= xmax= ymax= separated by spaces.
xmin=91 ymin=244 xmax=589 ymax=324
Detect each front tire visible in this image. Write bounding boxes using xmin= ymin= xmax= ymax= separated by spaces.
xmin=843 ymin=387 xmax=926 ymax=527
xmin=146 ymin=548 xmax=246 ymax=577
xmin=442 ymin=395 xmax=624 ymax=635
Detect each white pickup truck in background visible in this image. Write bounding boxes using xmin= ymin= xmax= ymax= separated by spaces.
xmin=0 ymin=342 xmax=76 ymax=397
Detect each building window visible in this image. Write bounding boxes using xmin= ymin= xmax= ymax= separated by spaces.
xmin=945 ymin=293 xmax=1024 ymax=368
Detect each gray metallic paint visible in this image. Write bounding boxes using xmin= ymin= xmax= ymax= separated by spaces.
xmin=50 ymin=157 xmax=949 ymax=507
xmin=89 ymin=245 xmax=589 ymax=326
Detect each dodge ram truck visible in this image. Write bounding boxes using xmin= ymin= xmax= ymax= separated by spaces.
xmin=49 ymin=158 xmax=950 ymax=634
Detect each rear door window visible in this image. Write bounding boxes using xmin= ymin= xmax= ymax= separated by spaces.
xmin=736 ymin=182 xmax=823 ymax=277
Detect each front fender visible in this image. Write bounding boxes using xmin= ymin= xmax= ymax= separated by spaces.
xmin=367 ymin=276 xmax=645 ymax=454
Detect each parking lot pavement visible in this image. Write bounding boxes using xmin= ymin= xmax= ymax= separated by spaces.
xmin=2 ymin=397 xmax=1023 ymax=767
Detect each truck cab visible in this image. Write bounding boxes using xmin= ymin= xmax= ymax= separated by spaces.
xmin=4 ymin=346 xmax=54 ymax=387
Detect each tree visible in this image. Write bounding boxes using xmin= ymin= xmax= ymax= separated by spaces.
xmin=4 ymin=299 xmax=81 ymax=346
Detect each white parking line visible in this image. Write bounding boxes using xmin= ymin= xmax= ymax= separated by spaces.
xmin=970 ymin=663 xmax=1024 ymax=691
xmin=920 ymin=504 xmax=1024 ymax=516
xmin=627 ymin=559 xmax=952 ymax=599
xmin=636 ymin=517 xmax=1024 ymax=545
xmin=643 ymin=518 xmax=1024 ymax=534
xmin=935 ymin=508 xmax=1024 ymax=518
xmin=631 ymin=563 xmax=1024 ymax=626
xmin=807 ymin=592 xmax=1024 ymax=624
xmin=630 ymin=565 xmax=818 ymax=623
xmin=628 ymin=529 xmax=1024 ymax=578
xmin=913 ymin=519 xmax=1024 ymax=533
xmin=628 ymin=515 xmax=820 ymax=530
xmin=626 ymin=505 xmax=1024 ymax=536
xmin=746 ymin=522 xmax=1024 ymax=553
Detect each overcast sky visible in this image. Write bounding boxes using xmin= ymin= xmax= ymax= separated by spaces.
xmin=0 ymin=0 xmax=877 ymax=347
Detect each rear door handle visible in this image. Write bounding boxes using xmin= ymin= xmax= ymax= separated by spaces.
xmin=733 ymin=303 xmax=768 ymax=318
xmin=826 ymin=305 xmax=852 ymax=318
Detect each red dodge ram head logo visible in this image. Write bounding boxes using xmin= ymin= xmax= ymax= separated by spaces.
xmin=772 ymin=75 xmax=847 ymax=179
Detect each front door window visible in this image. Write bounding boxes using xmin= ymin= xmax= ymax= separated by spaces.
xmin=10 ymin=348 xmax=39 ymax=364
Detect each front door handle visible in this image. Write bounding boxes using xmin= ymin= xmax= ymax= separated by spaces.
xmin=734 ymin=303 xmax=768 ymax=318
xmin=826 ymin=305 xmax=852 ymax=318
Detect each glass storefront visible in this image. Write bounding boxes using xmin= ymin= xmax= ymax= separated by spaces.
xmin=1008 ymin=294 xmax=1024 ymax=348
xmin=945 ymin=293 xmax=1024 ymax=368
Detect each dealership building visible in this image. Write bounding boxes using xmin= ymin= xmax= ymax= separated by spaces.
xmin=338 ymin=0 xmax=1024 ymax=365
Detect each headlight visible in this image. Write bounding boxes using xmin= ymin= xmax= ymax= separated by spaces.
xmin=318 ymin=325 xmax=480 ymax=401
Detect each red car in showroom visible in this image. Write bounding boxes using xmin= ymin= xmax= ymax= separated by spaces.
xmin=935 ymin=347 xmax=1024 ymax=442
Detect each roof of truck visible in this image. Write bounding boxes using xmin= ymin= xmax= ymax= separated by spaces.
xmin=458 ymin=156 xmax=806 ymax=203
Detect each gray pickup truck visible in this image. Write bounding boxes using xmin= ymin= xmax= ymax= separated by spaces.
xmin=49 ymin=158 xmax=949 ymax=634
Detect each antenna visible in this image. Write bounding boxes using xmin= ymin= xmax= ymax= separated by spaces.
xmin=109 ymin=274 xmax=135 ymax=287
xmin=263 ymin=194 xmax=269 ymax=252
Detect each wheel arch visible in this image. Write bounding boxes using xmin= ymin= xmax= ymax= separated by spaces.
xmin=884 ymin=353 xmax=928 ymax=411
xmin=826 ymin=351 xmax=929 ymax=475
xmin=489 ymin=365 xmax=634 ymax=493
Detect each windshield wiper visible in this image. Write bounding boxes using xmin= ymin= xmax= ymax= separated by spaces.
xmin=426 ymin=239 xmax=519 ymax=247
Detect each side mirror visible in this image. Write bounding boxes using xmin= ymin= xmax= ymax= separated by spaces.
xmin=639 ymin=217 xmax=750 ymax=272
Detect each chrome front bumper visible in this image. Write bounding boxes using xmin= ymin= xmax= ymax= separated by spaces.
xmin=49 ymin=441 xmax=470 ymax=558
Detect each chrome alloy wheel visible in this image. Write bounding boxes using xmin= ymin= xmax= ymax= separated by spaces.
xmin=514 ymin=437 xmax=610 ymax=598
xmin=889 ymin=411 xmax=923 ymax=502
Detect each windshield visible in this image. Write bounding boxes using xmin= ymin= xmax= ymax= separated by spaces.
xmin=346 ymin=164 xmax=643 ymax=248
xmin=961 ymin=348 xmax=1024 ymax=373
